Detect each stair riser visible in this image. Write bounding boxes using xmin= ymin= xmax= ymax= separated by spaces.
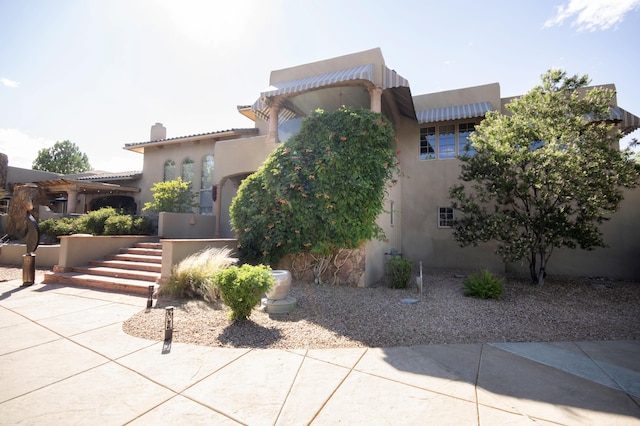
xmin=44 ymin=274 xmax=155 ymax=296
xmin=72 ymin=267 xmax=159 ymax=282
xmin=88 ymin=261 xmax=161 ymax=273
xmin=105 ymin=254 xmax=162 ymax=264
xmin=121 ymin=248 xmax=163 ymax=256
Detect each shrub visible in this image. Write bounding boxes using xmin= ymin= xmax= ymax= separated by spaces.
xmin=76 ymin=207 xmax=118 ymax=234
xmin=386 ymin=256 xmax=413 ymax=289
xmin=103 ymin=215 xmax=132 ymax=235
xmin=463 ymin=269 xmax=503 ymax=299
xmin=214 ymin=264 xmax=274 ymax=320
xmin=132 ymin=216 xmax=154 ymax=235
xmin=160 ymin=247 xmax=237 ymax=301
xmin=38 ymin=217 xmax=78 ymax=242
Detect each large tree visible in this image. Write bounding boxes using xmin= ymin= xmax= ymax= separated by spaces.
xmin=230 ymin=107 xmax=398 ymax=280
xmin=450 ymin=70 xmax=639 ymax=285
xmin=32 ymin=140 xmax=91 ymax=174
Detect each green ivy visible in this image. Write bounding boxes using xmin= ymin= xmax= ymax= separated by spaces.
xmin=230 ymin=107 xmax=398 ymax=266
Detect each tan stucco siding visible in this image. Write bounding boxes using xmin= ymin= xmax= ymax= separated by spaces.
xmin=396 ymin=121 xmax=503 ymax=272
xmin=138 ymin=141 xmax=217 ymax=214
xmin=214 ymin=136 xmax=273 ymax=183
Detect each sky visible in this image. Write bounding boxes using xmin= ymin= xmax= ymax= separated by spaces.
xmin=1 ymin=0 xmax=639 ymax=172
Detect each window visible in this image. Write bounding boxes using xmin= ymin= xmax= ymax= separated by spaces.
xmin=438 ymin=207 xmax=454 ymax=228
xmin=199 ymin=155 xmax=214 ymax=215
xmin=420 ymin=127 xmax=436 ymax=160
xmin=163 ymin=160 xmax=176 ymax=181
xmin=278 ymin=117 xmax=303 ymax=143
xmin=438 ymin=125 xmax=456 ymax=159
xmin=182 ymin=158 xmax=194 ymax=183
xmin=459 ymin=122 xmax=476 ymax=156
xmin=420 ymin=122 xmax=478 ymax=160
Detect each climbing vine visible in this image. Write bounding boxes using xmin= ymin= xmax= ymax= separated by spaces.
xmin=230 ymin=107 xmax=398 ymax=282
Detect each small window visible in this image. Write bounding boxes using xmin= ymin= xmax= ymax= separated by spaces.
xmin=200 ymin=155 xmax=214 ymax=215
xmin=438 ymin=125 xmax=456 ymax=159
xmin=420 ymin=127 xmax=436 ymax=160
xmin=438 ymin=207 xmax=454 ymax=228
xmin=182 ymin=158 xmax=195 ymax=183
xmin=164 ymin=160 xmax=176 ymax=181
xmin=459 ymin=122 xmax=476 ymax=156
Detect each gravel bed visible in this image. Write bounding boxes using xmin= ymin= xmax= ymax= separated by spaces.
xmin=122 ymin=269 xmax=640 ymax=349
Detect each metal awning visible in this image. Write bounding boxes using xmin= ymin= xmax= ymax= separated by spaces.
xmin=260 ymin=64 xmax=411 ymax=99
xmin=610 ymin=106 xmax=640 ymax=135
xmin=260 ymin=64 xmax=374 ymax=98
xmin=417 ymin=101 xmax=493 ymax=123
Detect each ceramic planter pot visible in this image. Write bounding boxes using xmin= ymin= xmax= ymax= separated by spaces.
xmin=266 ymin=270 xmax=292 ymax=300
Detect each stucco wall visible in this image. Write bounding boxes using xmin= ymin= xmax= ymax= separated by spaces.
xmin=396 ymin=118 xmax=504 ymax=273
xmin=158 ymin=212 xmax=216 ymax=239
xmin=138 ymin=139 xmax=218 ymax=215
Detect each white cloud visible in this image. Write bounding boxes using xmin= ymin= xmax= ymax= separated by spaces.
xmin=1 ymin=77 xmax=20 ymax=88
xmin=0 ymin=128 xmax=52 ymax=169
xmin=545 ymin=0 xmax=640 ymax=31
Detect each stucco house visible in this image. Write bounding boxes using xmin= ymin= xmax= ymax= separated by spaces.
xmin=120 ymin=48 xmax=640 ymax=284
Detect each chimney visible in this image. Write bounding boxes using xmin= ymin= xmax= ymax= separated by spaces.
xmin=150 ymin=123 xmax=167 ymax=141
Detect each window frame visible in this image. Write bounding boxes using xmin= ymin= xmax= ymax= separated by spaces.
xmin=438 ymin=207 xmax=454 ymax=228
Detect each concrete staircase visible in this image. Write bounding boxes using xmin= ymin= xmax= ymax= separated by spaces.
xmin=43 ymin=242 xmax=162 ymax=295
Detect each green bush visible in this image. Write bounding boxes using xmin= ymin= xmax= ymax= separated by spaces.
xmin=386 ymin=256 xmax=413 ymax=289
xmin=214 ymin=264 xmax=274 ymax=320
xmin=160 ymin=247 xmax=237 ymax=301
xmin=77 ymin=207 xmax=118 ymax=234
xmin=103 ymin=215 xmax=132 ymax=235
xmin=132 ymin=216 xmax=154 ymax=235
xmin=39 ymin=217 xmax=78 ymax=242
xmin=463 ymin=269 xmax=503 ymax=299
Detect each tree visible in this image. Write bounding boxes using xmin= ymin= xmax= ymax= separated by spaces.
xmin=142 ymin=177 xmax=198 ymax=215
xmin=230 ymin=107 xmax=398 ymax=280
xmin=32 ymin=140 xmax=91 ymax=174
xmin=450 ymin=70 xmax=639 ymax=285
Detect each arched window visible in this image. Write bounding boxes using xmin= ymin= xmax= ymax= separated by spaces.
xmin=182 ymin=158 xmax=195 ymax=183
xmin=163 ymin=160 xmax=176 ymax=181
xmin=200 ymin=155 xmax=214 ymax=215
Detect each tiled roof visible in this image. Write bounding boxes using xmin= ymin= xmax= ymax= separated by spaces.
xmin=69 ymin=171 xmax=142 ymax=181
xmin=124 ymin=128 xmax=258 ymax=148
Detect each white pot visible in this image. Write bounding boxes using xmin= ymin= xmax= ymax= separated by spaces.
xmin=266 ymin=270 xmax=292 ymax=300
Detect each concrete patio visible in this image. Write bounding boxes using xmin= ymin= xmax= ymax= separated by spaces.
xmin=1 ymin=273 xmax=639 ymax=425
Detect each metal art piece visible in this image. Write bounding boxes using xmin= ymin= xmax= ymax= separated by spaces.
xmin=147 ymin=285 xmax=154 ymax=309
xmin=164 ymin=306 xmax=174 ymax=341
xmin=22 ymin=210 xmax=40 ymax=286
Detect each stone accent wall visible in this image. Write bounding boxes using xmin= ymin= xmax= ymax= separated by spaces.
xmin=276 ymin=247 xmax=366 ymax=287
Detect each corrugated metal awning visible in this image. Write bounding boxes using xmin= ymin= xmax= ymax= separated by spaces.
xmin=261 ymin=64 xmax=374 ymax=98
xmin=610 ymin=106 xmax=640 ymax=135
xmin=417 ymin=101 xmax=493 ymax=123
xmin=260 ymin=64 xmax=411 ymax=99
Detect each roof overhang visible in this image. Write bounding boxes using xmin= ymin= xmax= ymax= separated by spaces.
xmin=34 ymin=179 xmax=140 ymax=195
xmin=610 ymin=106 xmax=640 ymax=135
xmin=124 ymin=128 xmax=259 ymax=154
xmin=251 ymin=64 xmax=415 ymax=121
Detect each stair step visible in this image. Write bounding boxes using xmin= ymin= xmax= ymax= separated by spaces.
xmin=72 ymin=266 xmax=160 ymax=282
xmin=43 ymin=271 xmax=157 ymax=296
xmin=88 ymin=259 xmax=162 ymax=273
xmin=105 ymin=253 xmax=162 ymax=264
xmin=133 ymin=242 xmax=162 ymax=249
xmin=120 ymin=247 xmax=163 ymax=256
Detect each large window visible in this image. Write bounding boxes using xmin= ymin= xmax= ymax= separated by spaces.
xmin=438 ymin=207 xmax=454 ymax=228
xmin=163 ymin=160 xmax=176 ymax=181
xmin=200 ymin=155 xmax=214 ymax=215
xmin=419 ymin=122 xmax=477 ymax=160
xmin=182 ymin=158 xmax=194 ymax=183
xmin=419 ymin=127 xmax=436 ymax=160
